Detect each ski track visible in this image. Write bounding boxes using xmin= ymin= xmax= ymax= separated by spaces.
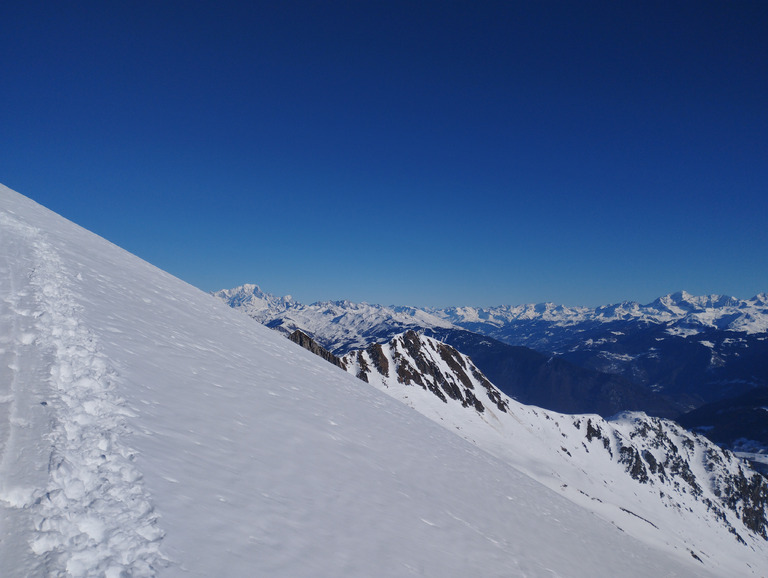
xmin=0 ymin=212 xmax=166 ymax=577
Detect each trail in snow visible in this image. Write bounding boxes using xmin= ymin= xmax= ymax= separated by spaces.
xmin=0 ymin=213 xmax=54 ymax=576
xmin=0 ymin=211 xmax=166 ymax=577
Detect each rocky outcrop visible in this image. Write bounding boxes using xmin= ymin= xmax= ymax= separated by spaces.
xmin=288 ymin=329 xmax=347 ymax=370
xmin=343 ymin=330 xmax=508 ymax=414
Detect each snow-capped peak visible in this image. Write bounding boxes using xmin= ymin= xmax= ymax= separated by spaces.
xmin=212 ymin=283 xmax=296 ymax=315
xmin=215 ymin=285 xmax=454 ymax=354
xmin=216 ymin=283 xmax=768 ymax=346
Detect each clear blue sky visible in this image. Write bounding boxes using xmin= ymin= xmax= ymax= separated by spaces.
xmin=2 ymin=1 xmax=766 ymax=307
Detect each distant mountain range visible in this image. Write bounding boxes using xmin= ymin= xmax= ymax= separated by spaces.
xmin=436 ymin=291 xmax=768 ymax=412
xmin=213 ymin=285 xmax=768 ymax=351
xmin=212 ymin=284 xmax=453 ymax=353
xmin=214 ymin=284 xmax=768 ymax=456
xmin=431 ymin=291 xmax=768 ymax=340
xmin=421 ymin=327 xmax=680 ymax=417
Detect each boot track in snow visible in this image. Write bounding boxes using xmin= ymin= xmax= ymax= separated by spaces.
xmin=0 ymin=212 xmax=166 ymax=577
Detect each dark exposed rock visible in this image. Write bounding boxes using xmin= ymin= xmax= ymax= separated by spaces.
xmin=619 ymin=507 xmax=659 ymax=529
xmin=619 ymin=445 xmax=649 ymax=484
xmin=354 ymin=351 xmax=370 ymax=383
xmin=288 ymin=330 xmax=347 ymax=370
xmin=437 ymin=343 xmax=474 ymax=390
xmin=369 ymin=343 xmax=390 ymax=378
xmin=586 ymin=419 xmax=602 ymax=443
xmin=344 ymin=331 xmax=507 ymax=412
xmin=643 ymin=450 xmax=663 ymax=476
xmin=715 ymin=464 xmax=768 ymax=539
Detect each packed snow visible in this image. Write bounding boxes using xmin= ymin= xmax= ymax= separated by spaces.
xmin=0 ymin=184 xmax=746 ymax=576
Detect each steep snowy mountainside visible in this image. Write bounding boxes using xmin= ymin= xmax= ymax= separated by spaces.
xmin=1 ymin=183 xmax=728 ymax=577
xmin=342 ymin=331 xmax=768 ymax=576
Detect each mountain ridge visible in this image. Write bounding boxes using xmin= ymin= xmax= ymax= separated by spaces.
xmin=335 ymin=330 xmax=768 ymax=572
xmin=216 ymin=283 xmax=768 ymax=413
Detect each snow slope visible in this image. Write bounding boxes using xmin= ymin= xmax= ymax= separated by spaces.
xmin=0 ymin=183 xmax=735 ymax=577
xmin=342 ymin=332 xmax=768 ymax=577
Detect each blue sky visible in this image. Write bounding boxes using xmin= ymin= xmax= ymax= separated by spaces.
xmin=2 ymin=1 xmax=766 ymax=307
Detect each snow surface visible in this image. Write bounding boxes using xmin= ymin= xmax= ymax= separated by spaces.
xmin=343 ymin=333 xmax=768 ymax=577
xmin=0 ymin=183 xmax=736 ymax=576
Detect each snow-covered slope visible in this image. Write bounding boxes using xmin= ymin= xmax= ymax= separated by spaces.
xmin=0 ymin=185 xmax=733 ymax=576
xmin=342 ymin=331 xmax=768 ymax=576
